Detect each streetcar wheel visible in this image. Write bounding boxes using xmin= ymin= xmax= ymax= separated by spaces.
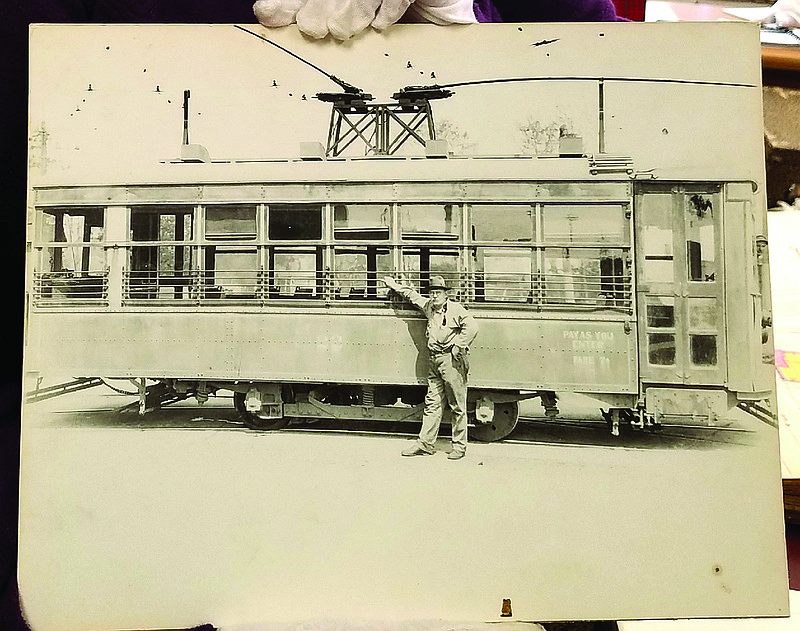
xmin=233 ymin=391 xmax=289 ymax=431
xmin=469 ymin=401 xmax=519 ymax=442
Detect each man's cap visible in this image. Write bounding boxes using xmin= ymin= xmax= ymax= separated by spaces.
xmin=428 ymin=275 xmax=450 ymax=290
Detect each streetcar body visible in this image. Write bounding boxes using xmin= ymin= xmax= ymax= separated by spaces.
xmin=25 ymin=155 xmax=773 ymax=437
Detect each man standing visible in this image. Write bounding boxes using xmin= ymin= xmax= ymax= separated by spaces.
xmin=382 ymin=275 xmax=478 ymax=460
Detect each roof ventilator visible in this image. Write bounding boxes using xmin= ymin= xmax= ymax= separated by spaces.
xmin=425 ymin=139 xmax=449 ymax=159
xmin=588 ymin=154 xmax=634 ymax=175
xmin=300 ymin=142 xmax=326 ymax=161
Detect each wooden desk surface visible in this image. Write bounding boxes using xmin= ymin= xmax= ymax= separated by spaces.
xmin=645 ymin=2 xmax=800 ymax=74
xmin=763 ymin=44 xmax=800 ymax=72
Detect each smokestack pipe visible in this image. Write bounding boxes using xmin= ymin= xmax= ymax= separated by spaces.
xmin=183 ymin=89 xmax=190 ymax=146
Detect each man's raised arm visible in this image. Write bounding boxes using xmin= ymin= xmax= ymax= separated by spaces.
xmin=382 ymin=276 xmax=428 ymax=311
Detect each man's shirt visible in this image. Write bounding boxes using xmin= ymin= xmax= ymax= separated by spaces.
xmin=393 ymin=286 xmax=478 ymax=354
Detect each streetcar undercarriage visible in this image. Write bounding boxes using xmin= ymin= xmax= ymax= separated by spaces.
xmin=113 ymin=377 xmax=732 ymax=442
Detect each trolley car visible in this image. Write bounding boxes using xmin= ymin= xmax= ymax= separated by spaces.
xmin=24 ymin=144 xmax=774 ymax=439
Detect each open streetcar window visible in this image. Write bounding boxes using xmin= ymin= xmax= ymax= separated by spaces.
xmin=128 ymin=206 xmax=194 ymax=301
xmin=333 ymin=247 xmax=392 ymax=299
xmin=543 ymin=247 xmax=629 ymax=308
xmin=402 ymin=248 xmax=461 ymax=295
xmin=269 ymin=205 xmax=322 ymax=241
xmin=36 ymin=207 xmax=106 ymax=302
xmin=333 ymin=204 xmax=390 ymax=240
xmin=270 ymin=248 xmax=323 ymax=298
xmin=41 ymin=207 xmax=105 ymax=274
xmin=473 ymin=248 xmax=533 ymax=303
xmin=203 ymin=205 xmax=260 ymax=299
xmin=206 ymin=247 xmax=259 ymax=298
xmin=648 ymin=333 xmax=677 ymax=365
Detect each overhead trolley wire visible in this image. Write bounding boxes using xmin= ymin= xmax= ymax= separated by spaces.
xmin=435 ymin=76 xmax=758 ymax=90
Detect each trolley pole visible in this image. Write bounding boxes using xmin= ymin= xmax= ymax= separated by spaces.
xmin=598 ymin=79 xmax=605 ymax=154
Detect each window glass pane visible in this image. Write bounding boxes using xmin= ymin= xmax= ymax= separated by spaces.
xmin=430 ymin=253 xmax=459 ymax=276
xmin=543 ymin=248 xmax=628 ymax=307
xmin=41 ymin=212 xmax=56 ymax=243
xmin=273 ymin=251 xmax=318 ymax=297
xmin=689 ymin=297 xmax=719 ymax=330
xmin=333 ymin=248 xmax=392 ymax=298
xmin=685 ymin=193 xmax=716 ymax=282
xmin=640 ymin=193 xmax=674 ymax=284
xmin=647 ymin=304 xmax=674 ymax=328
xmin=474 ymin=248 xmax=531 ymax=303
xmin=648 ymin=333 xmax=676 ymax=365
xmin=400 ymin=204 xmax=459 ymax=240
xmin=542 ymin=205 xmax=626 ymax=243
xmin=206 ymin=205 xmax=256 ymax=239
xmin=643 ymin=258 xmax=673 ymax=284
xmin=333 ymin=204 xmax=390 ymax=240
xmin=691 ymin=335 xmax=718 ymax=365
xmin=471 ymin=205 xmax=532 ymax=242
xmin=212 ymin=247 xmax=258 ymax=296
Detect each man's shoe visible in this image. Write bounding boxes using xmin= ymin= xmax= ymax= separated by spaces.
xmin=447 ymin=450 xmax=465 ymax=460
xmin=402 ymin=445 xmax=433 ymax=457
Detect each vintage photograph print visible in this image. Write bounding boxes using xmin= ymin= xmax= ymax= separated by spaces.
xmin=21 ymin=21 xmax=787 ymax=630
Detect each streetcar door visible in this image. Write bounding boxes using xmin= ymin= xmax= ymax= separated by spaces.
xmin=635 ymin=184 xmax=726 ymax=386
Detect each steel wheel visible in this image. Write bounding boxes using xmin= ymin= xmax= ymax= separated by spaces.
xmin=233 ymin=391 xmax=289 ymax=430
xmin=469 ymin=401 xmax=519 ymax=442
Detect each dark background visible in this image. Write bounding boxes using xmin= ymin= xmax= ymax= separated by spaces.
xmin=3 ymin=2 xmax=794 ymax=630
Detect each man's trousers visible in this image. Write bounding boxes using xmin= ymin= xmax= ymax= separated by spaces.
xmin=416 ymin=350 xmax=469 ymax=454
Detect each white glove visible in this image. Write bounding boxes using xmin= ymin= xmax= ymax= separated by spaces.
xmin=382 ymin=276 xmax=401 ymax=291
xmin=253 ymin=0 xmax=475 ymax=40
xmin=762 ymin=0 xmax=800 ymax=28
xmin=408 ymin=0 xmax=476 ymax=26
xmin=254 ymin=0 xmax=412 ymax=38
xmin=253 ymin=0 xmax=307 ymax=26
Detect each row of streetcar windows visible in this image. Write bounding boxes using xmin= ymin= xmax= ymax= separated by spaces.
xmin=36 ymin=203 xmax=633 ymax=307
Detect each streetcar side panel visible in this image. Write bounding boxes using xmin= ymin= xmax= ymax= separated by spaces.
xmin=26 ymin=309 xmax=636 ymax=393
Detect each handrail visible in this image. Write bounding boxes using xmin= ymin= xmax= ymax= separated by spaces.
xmin=32 ymin=271 xmax=109 ymax=305
xmin=114 ymin=267 xmax=632 ymax=310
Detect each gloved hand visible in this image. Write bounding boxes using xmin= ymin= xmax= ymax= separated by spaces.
xmin=253 ymin=0 xmax=476 ymax=40
xmin=406 ymin=0 xmax=476 ymax=26
xmin=762 ymin=0 xmax=800 ymax=28
xmin=382 ymin=276 xmax=401 ymax=292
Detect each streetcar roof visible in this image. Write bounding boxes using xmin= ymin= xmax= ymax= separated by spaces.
xmin=32 ymin=154 xmax=633 ymax=190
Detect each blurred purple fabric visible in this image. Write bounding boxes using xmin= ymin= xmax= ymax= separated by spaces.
xmin=14 ymin=0 xmax=620 ymax=23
